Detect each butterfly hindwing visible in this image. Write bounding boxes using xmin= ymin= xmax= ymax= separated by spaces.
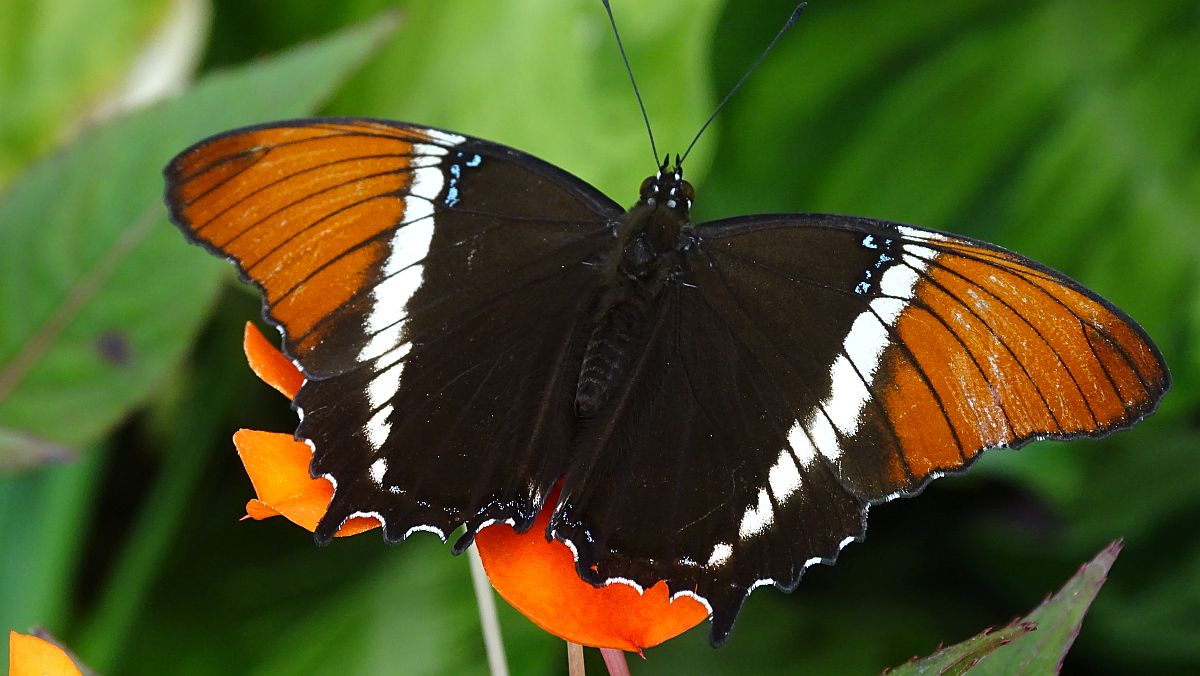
xmin=551 ymin=275 xmax=867 ymax=645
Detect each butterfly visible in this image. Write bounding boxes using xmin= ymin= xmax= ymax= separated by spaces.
xmin=163 ymin=115 xmax=1168 ymax=644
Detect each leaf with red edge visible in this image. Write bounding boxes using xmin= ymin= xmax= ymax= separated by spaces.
xmin=891 ymin=541 xmax=1122 ymax=675
xmin=890 ymin=622 xmax=1036 ymax=676
xmin=972 ymin=541 xmax=1123 ymax=674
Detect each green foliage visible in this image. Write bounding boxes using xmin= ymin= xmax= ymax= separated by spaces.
xmin=0 ymin=0 xmax=173 ymax=186
xmin=0 ymin=0 xmax=1196 ymax=674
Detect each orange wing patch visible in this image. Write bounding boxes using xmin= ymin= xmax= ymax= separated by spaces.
xmin=166 ymin=120 xmax=443 ymax=356
xmin=881 ymin=235 xmax=1167 ymax=481
xmin=879 ymin=348 xmax=961 ymax=479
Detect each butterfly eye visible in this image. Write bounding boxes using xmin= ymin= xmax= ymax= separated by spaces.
xmin=681 ymin=180 xmax=695 ymax=204
xmin=640 ymin=175 xmax=656 ymax=196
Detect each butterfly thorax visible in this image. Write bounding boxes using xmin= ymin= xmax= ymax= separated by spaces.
xmin=574 ymin=163 xmax=695 ymax=418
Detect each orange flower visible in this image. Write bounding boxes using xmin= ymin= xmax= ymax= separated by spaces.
xmin=8 ymin=631 xmax=83 ymax=676
xmin=237 ymin=322 xmax=379 ymax=537
xmin=238 ymin=322 xmax=708 ymax=651
xmin=474 ymin=490 xmax=708 ymax=651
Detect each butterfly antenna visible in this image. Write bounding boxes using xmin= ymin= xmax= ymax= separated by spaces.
xmin=602 ymin=0 xmax=660 ymax=167
xmin=680 ymin=2 xmax=807 ymax=165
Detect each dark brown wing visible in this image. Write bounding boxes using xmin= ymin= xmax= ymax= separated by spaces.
xmin=550 ymin=213 xmax=1168 ymax=645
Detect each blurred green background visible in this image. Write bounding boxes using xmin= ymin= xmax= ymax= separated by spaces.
xmin=1 ymin=0 xmax=1197 ymax=673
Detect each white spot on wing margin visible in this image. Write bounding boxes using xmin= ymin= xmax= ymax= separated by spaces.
xmin=603 ymin=576 xmax=645 ymax=594
xmin=669 ymin=589 xmax=714 ymax=615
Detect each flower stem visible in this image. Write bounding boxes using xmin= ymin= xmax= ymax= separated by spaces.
xmin=601 ymin=648 xmax=631 ymax=676
xmin=468 ymin=543 xmax=509 ymax=676
xmin=567 ymin=641 xmax=586 ymax=676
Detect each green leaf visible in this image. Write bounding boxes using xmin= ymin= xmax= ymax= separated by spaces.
xmin=203 ymin=0 xmax=398 ymax=70
xmin=0 ymin=0 xmax=174 ymax=186
xmin=891 ymin=541 xmax=1120 ymax=675
xmin=245 ymin=539 xmax=486 ymax=676
xmin=973 ymin=541 xmax=1122 ymax=674
xmin=0 ymin=15 xmax=395 ymax=469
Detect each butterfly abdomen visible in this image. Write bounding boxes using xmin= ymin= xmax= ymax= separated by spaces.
xmin=574 ymin=198 xmax=689 ymax=418
xmin=575 ymin=292 xmax=654 ymax=418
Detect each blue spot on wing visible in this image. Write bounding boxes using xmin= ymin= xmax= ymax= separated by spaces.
xmin=442 ymin=155 xmax=482 ymax=207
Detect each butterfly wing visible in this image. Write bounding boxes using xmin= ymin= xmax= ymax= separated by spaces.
xmin=165 ymin=117 xmax=623 ymax=542
xmin=550 ymin=212 xmax=1168 ymax=645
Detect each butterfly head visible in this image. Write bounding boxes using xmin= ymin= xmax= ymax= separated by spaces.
xmin=639 ymin=155 xmax=694 ymax=218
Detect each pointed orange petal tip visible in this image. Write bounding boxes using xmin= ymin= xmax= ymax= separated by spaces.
xmin=243 ymin=322 xmax=305 ymax=400
xmin=8 ymin=631 xmax=83 ymax=676
xmin=245 ymin=499 xmax=282 ymax=521
xmin=475 ymin=496 xmax=708 ymax=652
xmin=233 ymin=428 xmax=378 ymax=537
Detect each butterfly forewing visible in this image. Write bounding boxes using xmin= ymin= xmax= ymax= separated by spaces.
xmin=695 ymin=215 xmax=1167 ymax=497
xmin=166 ymin=119 xmax=621 ymax=374
xmin=166 ymin=118 xmax=624 ymax=542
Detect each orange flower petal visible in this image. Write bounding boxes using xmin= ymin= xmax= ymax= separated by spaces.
xmin=475 ymin=494 xmax=709 ymax=652
xmin=8 ymin=631 xmax=82 ymax=676
xmin=244 ymin=498 xmax=282 ymax=520
xmin=233 ymin=429 xmax=378 ymax=537
xmin=243 ymin=322 xmax=304 ymax=400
